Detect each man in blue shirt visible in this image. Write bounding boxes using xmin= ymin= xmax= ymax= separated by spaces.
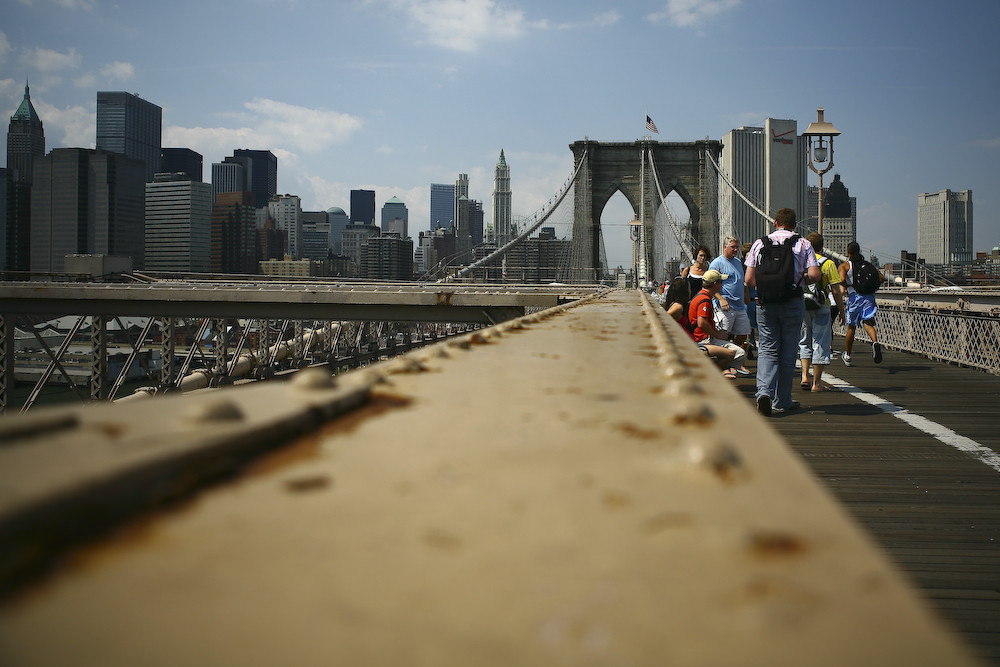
xmin=709 ymin=236 xmax=751 ymax=374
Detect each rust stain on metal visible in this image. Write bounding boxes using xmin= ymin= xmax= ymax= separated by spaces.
xmin=747 ymin=530 xmax=808 ymax=558
xmin=283 ymin=474 xmax=332 ymax=494
xmin=244 ymin=392 xmax=412 ymax=479
xmin=435 ymin=291 xmax=454 ymax=305
xmin=616 ymin=421 xmax=662 ymax=440
xmin=602 ymin=490 xmax=632 ymax=509
xmin=89 ymin=421 xmax=128 ymax=439
xmin=422 ymin=527 xmax=463 ymax=552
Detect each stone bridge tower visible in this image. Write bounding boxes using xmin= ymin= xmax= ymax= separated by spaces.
xmin=569 ymin=139 xmax=722 ymax=283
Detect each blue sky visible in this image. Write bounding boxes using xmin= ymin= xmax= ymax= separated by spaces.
xmin=2 ymin=0 xmax=998 ymax=268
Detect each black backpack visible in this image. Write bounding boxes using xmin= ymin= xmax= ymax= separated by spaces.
xmin=755 ymin=234 xmax=802 ymax=303
xmin=803 ymin=257 xmax=830 ymax=309
xmin=852 ymin=258 xmax=881 ymax=295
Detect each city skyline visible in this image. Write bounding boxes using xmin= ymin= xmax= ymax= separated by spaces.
xmin=2 ymin=0 xmax=998 ymax=269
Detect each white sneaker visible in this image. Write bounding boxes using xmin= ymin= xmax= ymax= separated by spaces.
xmin=842 ymin=353 xmax=853 ymax=367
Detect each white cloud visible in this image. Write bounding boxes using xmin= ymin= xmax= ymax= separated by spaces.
xmin=24 ymin=47 xmax=83 ymax=72
xmin=647 ymin=0 xmax=741 ymax=27
xmin=0 ymin=78 xmax=17 ymax=100
xmin=0 ymin=32 xmax=11 ymax=67
xmin=981 ymin=137 xmax=1000 ymax=150
xmin=74 ymin=73 xmax=97 ymax=89
xmin=537 ymin=9 xmax=620 ymax=30
xmin=163 ymin=99 xmax=363 ymax=201
xmin=54 ymin=0 xmax=97 ymax=9
xmin=33 ymin=99 xmax=95 ymax=148
xmin=101 ymin=61 xmax=135 ymax=81
xmin=376 ymin=145 xmax=393 ymax=155
xmin=394 ymin=0 xmax=529 ymax=52
xmin=244 ymin=98 xmax=362 ymax=150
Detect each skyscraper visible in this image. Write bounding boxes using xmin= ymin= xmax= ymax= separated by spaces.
xmin=211 ymin=161 xmax=247 ymax=202
xmin=720 ymin=119 xmax=808 ymax=246
xmin=430 ymin=183 xmax=454 ymax=230
xmin=327 ymin=207 xmax=350 ymax=255
xmin=918 ymin=189 xmax=973 ymax=265
xmin=807 ymin=174 xmax=856 ymax=256
xmin=96 ymin=92 xmax=162 ymax=182
xmin=268 ymin=194 xmax=302 ymax=257
xmin=145 ymin=173 xmax=212 ymax=272
xmin=7 ymin=82 xmax=45 ymax=185
xmin=31 ymin=148 xmax=146 ymax=273
xmin=5 ymin=82 xmax=44 ymax=271
xmin=381 ymin=196 xmax=408 ymax=237
xmin=160 ymin=148 xmax=203 ymax=182
xmin=454 ymin=173 xmax=469 ymax=229
xmin=227 ymin=150 xmax=277 ymax=209
xmin=492 ymin=150 xmax=512 ymax=244
xmin=350 ymin=189 xmax=376 ymax=225
xmin=212 ymin=191 xmax=257 ymax=273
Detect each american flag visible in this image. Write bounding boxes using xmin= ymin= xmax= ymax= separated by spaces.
xmin=646 ymin=115 xmax=659 ymax=134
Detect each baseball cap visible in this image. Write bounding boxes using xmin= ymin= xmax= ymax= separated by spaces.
xmin=701 ymin=269 xmax=728 ymax=285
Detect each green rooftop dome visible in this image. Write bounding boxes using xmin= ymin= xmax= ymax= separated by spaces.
xmin=326 ymin=206 xmax=346 ymax=215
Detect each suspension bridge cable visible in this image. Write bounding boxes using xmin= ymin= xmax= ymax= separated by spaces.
xmin=439 ymin=149 xmax=588 ymax=282
xmin=645 ymin=149 xmax=697 ymax=263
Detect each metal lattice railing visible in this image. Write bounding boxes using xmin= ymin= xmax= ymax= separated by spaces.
xmin=834 ymin=304 xmax=1000 ymax=375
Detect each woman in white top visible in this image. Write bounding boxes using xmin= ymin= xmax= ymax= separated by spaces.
xmin=681 ymin=245 xmax=711 ymax=297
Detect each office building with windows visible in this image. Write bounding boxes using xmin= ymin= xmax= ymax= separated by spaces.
xmin=7 ymin=82 xmax=45 ymax=186
xmin=268 ymin=194 xmax=302 ymax=257
xmin=430 ymin=183 xmax=454 ymax=231
xmin=807 ymin=174 xmax=856 ymax=256
xmin=160 ymin=148 xmax=203 ymax=182
xmin=212 ymin=191 xmax=257 ymax=274
xmin=493 ymin=150 xmax=512 ymax=244
xmin=144 ymin=173 xmax=212 ymax=272
xmin=454 ymin=173 xmax=469 ymax=229
xmin=918 ymin=189 xmax=973 ymax=265
xmin=327 ymin=207 xmax=350 ymax=255
xmin=227 ymin=150 xmax=277 ymax=209
xmin=350 ymin=189 xmax=376 ymax=225
xmin=720 ymin=119 xmax=808 ymax=246
xmin=362 ymin=233 xmax=414 ymax=280
xmin=381 ymin=196 xmax=408 ymax=237
xmin=96 ymin=91 xmax=162 ymax=182
xmin=31 ymin=148 xmax=146 ymax=273
xmin=5 ymin=83 xmax=44 ymax=271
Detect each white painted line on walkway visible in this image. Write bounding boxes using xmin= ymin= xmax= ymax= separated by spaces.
xmin=823 ymin=373 xmax=1000 ymax=474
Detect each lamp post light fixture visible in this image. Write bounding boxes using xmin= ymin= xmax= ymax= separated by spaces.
xmin=629 ymin=218 xmax=643 ymax=288
xmin=802 ymin=107 xmax=841 ymax=235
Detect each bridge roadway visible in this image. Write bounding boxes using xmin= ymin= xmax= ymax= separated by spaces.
xmin=0 ymin=289 xmax=989 ymax=665
xmin=729 ymin=336 xmax=1000 ymax=664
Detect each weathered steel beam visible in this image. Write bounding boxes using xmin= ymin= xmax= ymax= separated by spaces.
xmin=0 ymin=290 xmax=978 ymax=665
xmin=0 ymin=282 xmax=602 ymax=323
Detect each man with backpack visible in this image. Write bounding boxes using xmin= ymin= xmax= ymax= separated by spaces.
xmin=839 ymin=241 xmax=885 ymax=366
xmin=799 ymin=233 xmax=846 ymax=391
xmin=744 ymin=208 xmax=821 ymax=416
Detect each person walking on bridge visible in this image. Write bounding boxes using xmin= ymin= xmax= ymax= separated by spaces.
xmin=745 ymin=208 xmax=820 ymax=416
xmin=799 ymin=233 xmax=846 ymax=392
xmin=840 ymin=241 xmax=885 ymax=366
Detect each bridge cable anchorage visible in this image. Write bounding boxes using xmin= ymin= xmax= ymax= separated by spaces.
xmin=437 ymin=150 xmax=588 ymax=283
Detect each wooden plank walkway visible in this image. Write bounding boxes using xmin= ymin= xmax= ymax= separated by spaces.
xmin=732 ymin=339 xmax=1000 ymax=665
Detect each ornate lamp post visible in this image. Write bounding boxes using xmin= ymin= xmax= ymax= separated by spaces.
xmin=629 ymin=218 xmax=643 ymax=288
xmin=802 ymin=108 xmax=841 ymax=235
